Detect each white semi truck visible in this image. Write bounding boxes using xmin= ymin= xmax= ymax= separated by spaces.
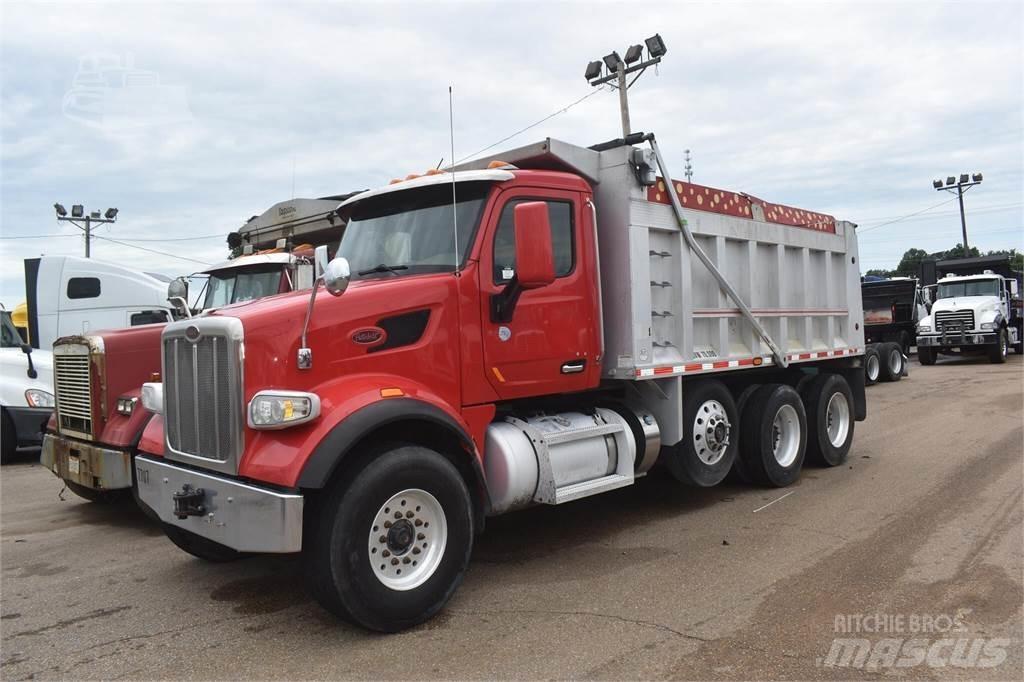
xmin=916 ymin=269 xmax=1022 ymax=364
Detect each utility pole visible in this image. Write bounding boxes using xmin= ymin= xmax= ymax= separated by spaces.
xmin=54 ymin=204 xmax=118 ymax=258
xmin=684 ymin=149 xmax=693 ymax=183
xmin=932 ymin=173 xmax=982 ymax=258
xmin=584 ymin=35 xmax=667 ymax=139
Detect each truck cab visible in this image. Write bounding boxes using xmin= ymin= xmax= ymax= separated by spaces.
xmin=915 ymin=270 xmax=1021 ymax=364
xmin=1 ymin=310 xmax=54 ymax=461
xmin=40 ymin=238 xmax=333 ymax=500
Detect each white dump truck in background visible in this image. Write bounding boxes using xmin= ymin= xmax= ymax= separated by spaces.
xmin=1 ymin=309 xmax=54 ymax=461
xmin=916 ymin=270 xmax=1021 ymax=364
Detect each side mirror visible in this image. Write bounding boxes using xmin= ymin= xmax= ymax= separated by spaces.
xmin=167 ymin=277 xmax=191 ymax=319
xmin=323 ymin=257 xmax=351 ymax=297
xmin=20 ymin=343 xmax=37 ymax=379
xmin=314 ymin=245 xmax=330 ymax=279
xmin=513 ymin=202 xmax=555 ymax=289
xmin=1011 ymin=280 xmax=1019 ymax=296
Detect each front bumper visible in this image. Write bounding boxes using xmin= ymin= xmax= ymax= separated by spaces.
xmin=7 ymin=406 xmax=52 ymax=446
xmin=40 ymin=434 xmax=133 ymax=490
xmin=917 ymin=332 xmax=996 ymax=349
xmin=135 ymin=455 xmax=303 ymax=553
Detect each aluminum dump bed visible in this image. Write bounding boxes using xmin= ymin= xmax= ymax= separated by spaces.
xmin=457 ymin=138 xmax=864 ymax=380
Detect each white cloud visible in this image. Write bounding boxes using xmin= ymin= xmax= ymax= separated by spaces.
xmin=2 ymin=0 xmax=1022 ymax=304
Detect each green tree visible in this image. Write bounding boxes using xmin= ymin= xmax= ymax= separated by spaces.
xmin=864 ymin=268 xmax=893 ymax=278
xmin=895 ymin=248 xmax=930 ymax=276
xmin=986 ymin=248 xmax=1023 ymax=271
xmin=940 ymin=243 xmax=981 ymax=260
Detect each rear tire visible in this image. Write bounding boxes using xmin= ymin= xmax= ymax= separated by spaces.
xmin=801 ymin=374 xmax=854 ymax=467
xmin=864 ymin=346 xmax=881 ymax=385
xmin=305 ymin=443 xmax=473 ymax=632
xmin=988 ymin=329 xmax=1008 ymax=364
xmin=663 ymin=380 xmax=739 ymax=487
xmin=918 ymin=347 xmax=937 ymax=365
xmin=879 ymin=342 xmax=903 ymax=382
xmin=1 ymin=410 xmax=15 ymax=463
xmin=163 ymin=524 xmax=244 ymax=562
xmin=736 ymin=384 xmax=807 ymax=487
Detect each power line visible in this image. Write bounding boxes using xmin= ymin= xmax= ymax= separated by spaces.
xmin=857 ymin=196 xmax=960 ymax=234
xmin=454 ymin=86 xmax=607 ymax=164
xmin=857 ymin=201 xmax=1023 ymax=225
xmin=89 ymin=233 xmax=212 ymax=265
xmin=0 ymin=232 xmax=223 ymax=241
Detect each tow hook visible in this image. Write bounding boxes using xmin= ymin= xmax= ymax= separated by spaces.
xmin=172 ymin=484 xmax=206 ymax=519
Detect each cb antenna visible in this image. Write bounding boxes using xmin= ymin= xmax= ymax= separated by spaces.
xmin=449 ymin=86 xmax=459 ymax=274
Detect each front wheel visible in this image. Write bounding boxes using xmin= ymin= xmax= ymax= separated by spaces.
xmin=1 ymin=410 xmax=15 ymax=463
xmin=918 ymin=347 xmax=937 ymax=365
xmin=988 ymin=329 xmax=1008 ymax=364
xmin=305 ymin=444 xmax=473 ymax=632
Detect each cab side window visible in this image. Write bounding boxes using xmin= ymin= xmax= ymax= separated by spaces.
xmin=493 ymin=200 xmax=574 ymax=284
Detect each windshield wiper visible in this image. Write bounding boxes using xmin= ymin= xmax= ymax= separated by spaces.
xmin=357 ymin=263 xmax=409 ymax=277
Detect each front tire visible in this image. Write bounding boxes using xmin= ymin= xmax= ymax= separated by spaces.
xmin=918 ymin=347 xmax=937 ymax=365
xmin=305 ymin=443 xmax=473 ymax=632
xmin=663 ymin=380 xmax=738 ymax=487
xmin=879 ymin=342 xmax=903 ymax=382
xmin=1 ymin=410 xmax=15 ymax=463
xmin=801 ymin=374 xmax=854 ymax=467
xmin=988 ymin=329 xmax=1008 ymax=364
xmin=736 ymin=384 xmax=807 ymax=487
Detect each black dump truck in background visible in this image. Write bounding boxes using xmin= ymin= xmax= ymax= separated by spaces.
xmin=860 ymin=277 xmax=921 ymax=386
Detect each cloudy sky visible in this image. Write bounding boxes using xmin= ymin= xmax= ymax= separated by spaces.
xmin=1 ymin=0 xmax=1021 ymax=308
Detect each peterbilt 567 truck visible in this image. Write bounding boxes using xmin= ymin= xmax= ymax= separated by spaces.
xmin=132 ymin=133 xmax=866 ymax=632
xmin=40 ymin=196 xmax=352 ymax=501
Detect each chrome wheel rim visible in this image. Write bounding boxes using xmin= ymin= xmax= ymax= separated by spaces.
xmin=693 ymin=399 xmax=731 ymax=466
xmin=368 ymin=488 xmax=447 ymax=591
xmin=866 ymin=355 xmax=879 ymax=381
xmin=771 ymin=404 xmax=801 ymax=468
xmin=825 ymin=392 xmax=851 ymax=448
xmin=888 ymin=348 xmax=902 ymax=375
xmin=1001 ymin=333 xmax=1007 ymax=357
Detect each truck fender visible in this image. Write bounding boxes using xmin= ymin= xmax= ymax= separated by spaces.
xmin=297 ymin=396 xmax=492 ymax=524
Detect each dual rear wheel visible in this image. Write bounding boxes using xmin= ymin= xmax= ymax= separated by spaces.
xmin=664 ymin=374 xmax=854 ymax=489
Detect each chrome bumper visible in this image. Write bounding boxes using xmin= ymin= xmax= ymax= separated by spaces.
xmin=134 ymin=455 xmax=303 ymax=553
xmin=917 ymin=332 xmax=995 ymax=348
xmin=41 ymin=434 xmax=133 ymax=490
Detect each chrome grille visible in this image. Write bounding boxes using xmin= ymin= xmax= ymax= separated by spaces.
xmin=935 ymin=310 xmax=975 ymax=332
xmin=54 ymin=346 xmax=93 ymax=439
xmin=163 ymin=318 xmax=244 ymax=474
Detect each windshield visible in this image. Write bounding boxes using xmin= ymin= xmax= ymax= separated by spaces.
xmin=202 ymin=266 xmax=284 ymax=309
xmin=1 ymin=313 xmax=22 ymax=348
xmin=339 ymin=182 xmax=490 ymax=280
xmin=936 ymin=278 xmax=999 ymax=300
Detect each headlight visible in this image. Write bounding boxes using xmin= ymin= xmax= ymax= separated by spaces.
xmin=25 ymin=389 xmax=54 ymax=408
xmin=980 ymin=322 xmax=996 ymax=330
xmin=141 ymin=382 xmax=163 ymax=414
xmin=116 ymin=396 xmax=138 ymax=416
xmin=917 ymin=326 xmax=931 ymax=333
xmin=248 ymin=391 xmax=320 ymax=430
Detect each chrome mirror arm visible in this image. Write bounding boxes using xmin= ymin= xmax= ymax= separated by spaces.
xmin=297 ymin=278 xmax=322 ymax=370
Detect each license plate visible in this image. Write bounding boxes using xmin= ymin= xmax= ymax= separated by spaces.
xmin=68 ymin=456 xmax=80 ymax=475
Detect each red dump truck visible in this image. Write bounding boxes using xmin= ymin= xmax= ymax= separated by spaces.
xmin=40 ymin=196 xmax=354 ymax=501
xmin=133 ymin=133 xmax=866 ymax=632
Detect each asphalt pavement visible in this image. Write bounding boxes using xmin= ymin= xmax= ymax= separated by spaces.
xmin=2 ymin=354 xmax=1021 ymax=680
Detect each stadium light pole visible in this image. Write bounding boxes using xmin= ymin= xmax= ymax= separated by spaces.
xmin=54 ymin=204 xmax=119 ymax=258
xmin=931 ymin=173 xmax=983 ymax=258
xmin=585 ymin=34 xmax=667 ymax=137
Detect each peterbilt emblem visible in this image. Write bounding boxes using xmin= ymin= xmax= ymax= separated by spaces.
xmin=351 ymin=327 xmax=387 ymax=346
xmin=185 ymin=325 xmax=201 ymax=342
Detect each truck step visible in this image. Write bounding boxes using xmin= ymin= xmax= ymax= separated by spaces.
xmin=553 ymin=473 xmax=634 ymax=504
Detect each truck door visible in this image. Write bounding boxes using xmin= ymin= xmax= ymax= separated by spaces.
xmin=478 ymin=188 xmax=601 ymax=399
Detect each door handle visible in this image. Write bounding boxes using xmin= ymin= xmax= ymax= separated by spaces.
xmin=561 ymin=360 xmax=586 ymax=374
